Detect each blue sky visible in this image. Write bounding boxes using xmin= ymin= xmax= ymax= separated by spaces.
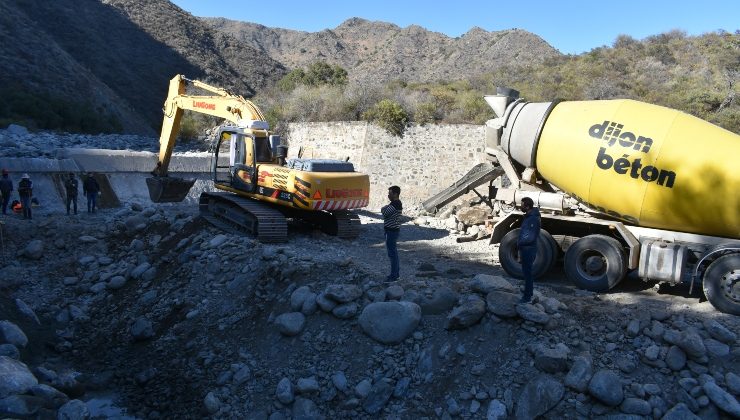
xmin=170 ymin=0 xmax=738 ymax=55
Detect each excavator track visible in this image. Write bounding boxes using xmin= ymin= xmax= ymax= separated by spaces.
xmin=199 ymin=192 xmax=287 ymax=243
xmin=329 ymin=211 xmax=361 ymax=239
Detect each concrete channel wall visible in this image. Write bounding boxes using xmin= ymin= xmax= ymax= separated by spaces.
xmin=0 ymin=149 xmax=216 ymax=214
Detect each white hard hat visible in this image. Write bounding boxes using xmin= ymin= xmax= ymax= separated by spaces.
xmin=22 ymin=173 xmax=29 ymax=179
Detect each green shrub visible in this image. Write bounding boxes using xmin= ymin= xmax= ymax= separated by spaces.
xmin=362 ymin=99 xmax=409 ymax=136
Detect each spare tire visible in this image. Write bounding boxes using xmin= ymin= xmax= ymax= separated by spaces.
xmin=498 ymin=228 xmax=554 ymax=279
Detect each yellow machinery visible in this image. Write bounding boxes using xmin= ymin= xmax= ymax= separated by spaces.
xmin=147 ymin=75 xmax=369 ymax=242
xmin=432 ymin=88 xmax=740 ymax=314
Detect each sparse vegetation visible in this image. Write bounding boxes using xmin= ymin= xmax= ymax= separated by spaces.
xmin=362 ymin=99 xmax=409 ymax=136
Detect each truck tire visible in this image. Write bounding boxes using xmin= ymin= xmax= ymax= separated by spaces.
xmin=564 ymin=235 xmax=626 ymax=292
xmin=498 ymin=228 xmax=554 ymax=280
xmin=702 ymin=253 xmax=740 ymax=315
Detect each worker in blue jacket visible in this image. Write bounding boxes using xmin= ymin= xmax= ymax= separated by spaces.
xmin=518 ymin=197 xmax=541 ymax=303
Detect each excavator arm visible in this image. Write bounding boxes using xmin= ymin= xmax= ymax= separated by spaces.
xmin=147 ymin=74 xmax=269 ymax=202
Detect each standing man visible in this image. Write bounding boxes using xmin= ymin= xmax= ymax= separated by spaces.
xmin=381 ymin=185 xmax=403 ymax=283
xmin=83 ymin=172 xmax=100 ymax=213
xmin=518 ymin=197 xmax=541 ymax=303
xmin=17 ymin=173 xmax=33 ymax=220
xmin=0 ymin=169 xmax=12 ymax=215
xmin=65 ymin=172 xmax=79 ymax=215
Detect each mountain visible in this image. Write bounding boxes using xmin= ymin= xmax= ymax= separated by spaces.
xmin=0 ymin=0 xmax=286 ymax=134
xmin=204 ymin=17 xmax=562 ymax=85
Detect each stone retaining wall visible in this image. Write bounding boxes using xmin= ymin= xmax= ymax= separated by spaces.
xmin=286 ymin=122 xmax=487 ymax=211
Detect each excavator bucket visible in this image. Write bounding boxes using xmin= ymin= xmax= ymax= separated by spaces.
xmin=146 ymin=177 xmax=196 ymax=203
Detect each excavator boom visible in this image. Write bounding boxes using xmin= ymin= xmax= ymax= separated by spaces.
xmin=148 ymin=74 xmax=268 ymax=202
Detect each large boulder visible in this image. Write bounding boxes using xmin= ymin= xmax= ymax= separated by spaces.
xmin=703 ymin=381 xmax=740 ymax=417
xmin=456 ymin=207 xmax=489 ymax=226
xmin=359 ymin=302 xmax=421 ymax=345
xmin=419 ymin=287 xmax=458 ymax=315
xmin=324 ymin=284 xmax=362 ymax=303
xmin=486 ymin=291 xmax=520 ymax=318
xmin=0 ymin=321 xmax=28 ymax=348
xmin=515 ymin=375 xmax=564 ymax=419
xmin=0 ymin=357 xmax=38 ymax=398
xmin=588 ymin=370 xmax=623 ymax=406
xmin=446 ymin=295 xmax=486 ymax=330
xmin=469 ymin=274 xmax=517 ymax=294
xmin=564 ymin=355 xmax=592 ymax=392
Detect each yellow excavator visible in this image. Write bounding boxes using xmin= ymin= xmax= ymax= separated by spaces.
xmin=147 ymin=75 xmax=370 ymax=242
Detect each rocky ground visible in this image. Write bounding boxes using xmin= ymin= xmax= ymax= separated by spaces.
xmin=0 ymin=197 xmax=739 ymax=420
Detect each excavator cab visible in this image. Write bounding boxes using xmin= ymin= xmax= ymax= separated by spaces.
xmin=212 ymin=127 xmax=272 ymax=193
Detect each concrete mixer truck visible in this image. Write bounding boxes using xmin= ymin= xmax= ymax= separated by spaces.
xmin=477 ymin=89 xmax=740 ymax=315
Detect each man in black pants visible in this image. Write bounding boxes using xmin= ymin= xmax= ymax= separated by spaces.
xmin=518 ymin=197 xmax=541 ymax=303
xmin=65 ymin=172 xmax=79 ymax=215
xmin=381 ymin=185 xmax=403 ymax=282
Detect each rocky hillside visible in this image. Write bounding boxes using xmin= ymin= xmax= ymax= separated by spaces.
xmin=0 ymin=0 xmax=285 ymax=134
xmin=204 ymin=17 xmax=561 ymax=85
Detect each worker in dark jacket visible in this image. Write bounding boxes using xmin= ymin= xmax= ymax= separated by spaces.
xmin=518 ymin=197 xmax=541 ymax=303
xmin=65 ymin=172 xmax=79 ymax=215
xmin=381 ymin=185 xmax=403 ymax=282
xmin=17 ymin=173 xmax=33 ymax=220
xmin=83 ymin=172 xmax=100 ymax=213
xmin=0 ymin=169 xmax=12 ymax=215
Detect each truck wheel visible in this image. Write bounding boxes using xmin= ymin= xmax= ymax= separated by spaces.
xmin=702 ymin=253 xmax=740 ymax=315
xmin=564 ymin=235 xmax=626 ymax=292
xmin=498 ymin=228 xmax=554 ymax=279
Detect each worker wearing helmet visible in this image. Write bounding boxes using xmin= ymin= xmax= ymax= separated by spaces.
xmin=17 ymin=173 xmax=33 ymax=220
xmin=0 ymin=169 xmax=12 ymax=215
xmin=65 ymin=172 xmax=79 ymax=215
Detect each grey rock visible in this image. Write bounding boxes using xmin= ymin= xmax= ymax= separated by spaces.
xmin=541 ymin=297 xmax=564 ymax=314
xmin=0 ymin=395 xmax=42 ymax=418
xmin=89 ymin=282 xmax=106 ymax=293
xmin=665 ymin=346 xmax=687 ymax=371
xmin=275 ymin=312 xmax=306 ymax=336
xmin=702 ymin=381 xmax=740 ymax=417
xmin=651 ymin=309 xmax=671 ymax=321
xmin=419 ymin=286 xmax=458 ymax=315
xmin=703 ymin=338 xmax=730 ymax=358
xmin=233 ymin=366 xmax=251 ymax=385
xmin=324 ymin=284 xmax=362 ymax=303
xmin=204 ymin=392 xmax=220 ymax=414
xmin=106 ymin=276 xmax=126 ymax=290
xmin=129 ymin=239 xmax=145 ymax=252
xmin=130 ymin=317 xmax=154 ymax=341
xmin=644 ymin=383 xmax=661 ymax=395
xmin=316 ymin=293 xmax=338 ymax=312
xmin=515 ymin=374 xmax=564 ymax=419
xmin=386 ymin=285 xmax=404 ymax=300
xmin=276 ymin=377 xmax=294 ymax=404
xmin=78 ymin=235 xmax=97 ymax=243
xmin=358 ymin=301 xmax=421 ymax=344
xmin=661 ymin=403 xmax=701 ymax=420
xmin=0 ymin=344 xmax=19 ymax=360
xmin=297 ymin=377 xmax=320 ymax=394
xmin=621 ymin=398 xmax=652 ymax=415
xmin=626 ymin=319 xmax=641 ymax=337
xmin=362 ymin=380 xmax=393 ymax=414
xmin=29 ymin=383 xmax=69 ymax=407
xmin=565 ymin=355 xmax=593 ymax=392
xmin=486 ymin=291 xmax=520 ymax=318
xmin=470 ymin=399 xmax=481 ymax=414
xmin=468 ymin=274 xmax=516 ymax=294
xmin=14 ymin=299 xmax=40 ymax=325
xmin=355 ymin=379 xmax=372 ymax=398
xmin=534 ymin=343 xmax=571 ymax=374
xmin=645 ymin=345 xmax=661 ymax=361
xmin=726 ymin=372 xmax=740 ymax=395
xmin=393 ymin=377 xmax=410 ymax=398
xmin=22 ymin=240 xmax=44 ymax=260
xmin=0 ymin=321 xmax=28 ymax=348
xmin=677 ymin=331 xmax=706 ymax=359
xmin=0 ymin=356 xmax=38 ymax=398
xmin=209 ymin=234 xmax=228 ymax=248
xmin=301 ymin=293 xmax=318 ymax=315
xmin=331 ymin=302 xmax=358 ymax=319
xmin=456 ymin=206 xmax=489 ymax=225
xmin=56 ymin=399 xmax=89 ymax=420
xmin=447 ymin=397 xmax=461 ymax=415
xmin=703 ymin=320 xmax=737 ymax=344
xmin=516 ymin=304 xmax=550 ymax=324
xmin=487 ymin=399 xmax=507 ymax=420
xmin=446 ymin=294 xmax=486 ymax=330
xmin=331 ymin=372 xmax=348 ymax=393
xmin=292 ymin=397 xmax=322 ymax=420
xmin=291 ymin=286 xmax=313 ymax=311
xmin=130 ymin=262 xmax=151 ymax=279
xmin=588 ymin=370 xmax=624 ymax=406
